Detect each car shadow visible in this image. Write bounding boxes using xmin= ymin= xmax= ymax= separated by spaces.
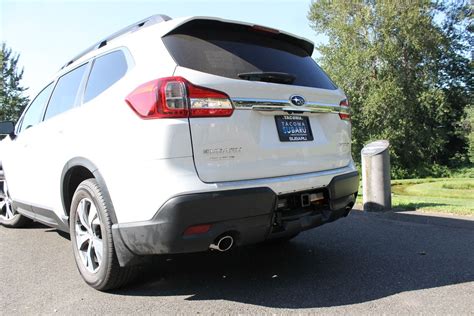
xmin=392 ymin=202 xmax=449 ymax=210
xmin=19 ymin=221 xmax=72 ymax=240
xmin=106 ymin=211 xmax=474 ymax=309
xmin=14 ymin=221 xmax=49 ymax=229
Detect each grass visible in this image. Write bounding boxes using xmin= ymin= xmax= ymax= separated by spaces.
xmin=391 ymin=178 xmax=474 ymax=216
xmin=358 ymin=176 xmax=474 ymax=216
xmin=441 ymin=182 xmax=474 ymax=190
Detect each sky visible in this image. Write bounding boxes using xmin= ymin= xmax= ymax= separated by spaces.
xmin=1 ymin=0 xmax=326 ymax=98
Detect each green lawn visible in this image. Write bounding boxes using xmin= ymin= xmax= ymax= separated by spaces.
xmin=358 ymin=177 xmax=474 ymax=216
xmin=391 ymin=178 xmax=474 ymax=216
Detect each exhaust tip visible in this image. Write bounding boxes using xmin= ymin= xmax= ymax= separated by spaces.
xmin=209 ymin=235 xmax=234 ymax=252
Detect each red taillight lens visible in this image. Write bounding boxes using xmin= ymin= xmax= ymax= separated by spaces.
xmin=188 ymin=84 xmax=233 ymax=117
xmin=183 ymin=224 xmax=212 ymax=236
xmin=125 ymin=77 xmax=233 ymax=119
xmin=339 ymin=99 xmax=350 ymax=121
xmin=125 ymin=77 xmax=188 ymax=119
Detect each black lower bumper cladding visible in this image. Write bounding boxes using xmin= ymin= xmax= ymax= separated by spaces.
xmin=112 ymin=171 xmax=359 ymax=266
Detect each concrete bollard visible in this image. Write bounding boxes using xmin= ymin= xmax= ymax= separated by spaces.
xmin=361 ymin=140 xmax=391 ymax=211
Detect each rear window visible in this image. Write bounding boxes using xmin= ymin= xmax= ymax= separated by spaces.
xmin=84 ymin=50 xmax=128 ymax=102
xmin=162 ymin=20 xmax=336 ymax=90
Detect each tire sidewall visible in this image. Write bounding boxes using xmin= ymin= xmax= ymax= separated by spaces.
xmin=70 ymin=180 xmax=111 ymax=289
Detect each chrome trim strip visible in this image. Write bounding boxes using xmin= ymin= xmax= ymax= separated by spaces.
xmin=233 ymin=98 xmax=288 ymax=108
xmin=231 ymin=98 xmax=349 ymax=114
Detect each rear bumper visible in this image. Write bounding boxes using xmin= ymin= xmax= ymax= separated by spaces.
xmin=112 ymin=171 xmax=358 ymax=266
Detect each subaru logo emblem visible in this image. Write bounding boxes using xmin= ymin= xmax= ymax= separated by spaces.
xmin=290 ymin=95 xmax=305 ymax=106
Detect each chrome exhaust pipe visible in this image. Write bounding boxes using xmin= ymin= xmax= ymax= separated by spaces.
xmin=209 ymin=235 xmax=234 ymax=252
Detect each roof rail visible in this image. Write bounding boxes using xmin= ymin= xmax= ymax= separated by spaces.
xmin=60 ymin=14 xmax=172 ymax=70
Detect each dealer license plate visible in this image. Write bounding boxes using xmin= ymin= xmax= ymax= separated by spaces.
xmin=275 ymin=115 xmax=313 ymax=142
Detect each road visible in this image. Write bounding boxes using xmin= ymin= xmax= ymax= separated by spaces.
xmin=1 ymin=209 xmax=473 ymax=314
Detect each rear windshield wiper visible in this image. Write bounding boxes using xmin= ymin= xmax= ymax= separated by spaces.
xmin=238 ymin=72 xmax=296 ymax=84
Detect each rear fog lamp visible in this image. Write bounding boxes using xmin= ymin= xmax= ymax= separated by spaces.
xmin=183 ymin=224 xmax=212 ymax=236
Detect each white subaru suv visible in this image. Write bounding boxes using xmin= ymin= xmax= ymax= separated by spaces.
xmin=0 ymin=15 xmax=358 ymax=290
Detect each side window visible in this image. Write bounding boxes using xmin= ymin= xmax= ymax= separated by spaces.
xmin=18 ymin=83 xmax=54 ymax=133
xmin=84 ymin=50 xmax=128 ymax=102
xmin=44 ymin=64 xmax=87 ymax=120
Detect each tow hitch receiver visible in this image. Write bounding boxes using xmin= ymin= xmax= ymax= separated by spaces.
xmin=301 ymin=193 xmax=311 ymax=207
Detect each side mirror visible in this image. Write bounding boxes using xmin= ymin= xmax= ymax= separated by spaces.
xmin=0 ymin=121 xmax=15 ymax=136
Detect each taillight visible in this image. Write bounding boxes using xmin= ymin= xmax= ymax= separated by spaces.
xmin=339 ymin=99 xmax=350 ymax=121
xmin=125 ymin=77 xmax=233 ymax=119
xmin=187 ymin=83 xmax=233 ymax=117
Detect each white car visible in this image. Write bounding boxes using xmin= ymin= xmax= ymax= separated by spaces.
xmin=0 ymin=14 xmax=358 ymax=290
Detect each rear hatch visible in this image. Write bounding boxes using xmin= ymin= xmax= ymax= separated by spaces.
xmin=163 ymin=19 xmax=351 ymax=183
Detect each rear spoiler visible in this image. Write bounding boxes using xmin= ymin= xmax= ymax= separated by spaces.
xmin=162 ymin=17 xmax=314 ymax=56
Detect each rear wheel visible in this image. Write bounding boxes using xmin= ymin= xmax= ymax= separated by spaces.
xmin=0 ymin=180 xmax=31 ymax=227
xmin=70 ymin=178 xmax=136 ymax=291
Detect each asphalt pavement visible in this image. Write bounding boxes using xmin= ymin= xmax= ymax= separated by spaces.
xmin=1 ymin=209 xmax=473 ymax=314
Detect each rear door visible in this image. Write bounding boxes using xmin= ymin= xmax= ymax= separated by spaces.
xmin=163 ymin=19 xmax=352 ymax=183
xmin=33 ymin=63 xmax=89 ymax=214
xmin=3 ymin=83 xmax=54 ymax=211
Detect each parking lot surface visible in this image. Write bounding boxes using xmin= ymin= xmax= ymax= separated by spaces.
xmin=1 ymin=209 xmax=473 ymax=314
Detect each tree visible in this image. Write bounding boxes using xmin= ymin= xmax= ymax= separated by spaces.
xmin=308 ymin=0 xmax=472 ymax=177
xmin=0 ymin=43 xmax=29 ymax=122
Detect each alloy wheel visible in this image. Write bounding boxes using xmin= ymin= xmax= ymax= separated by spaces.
xmin=74 ymin=198 xmax=104 ymax=273
xmin=0 ymin=181 xmax=16 ymax=220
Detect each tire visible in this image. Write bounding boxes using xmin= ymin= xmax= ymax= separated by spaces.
xmin=70 ymin=178 xmax=137 ymax=291
xmin=0 ymin=180 xmax=31 ymax=228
